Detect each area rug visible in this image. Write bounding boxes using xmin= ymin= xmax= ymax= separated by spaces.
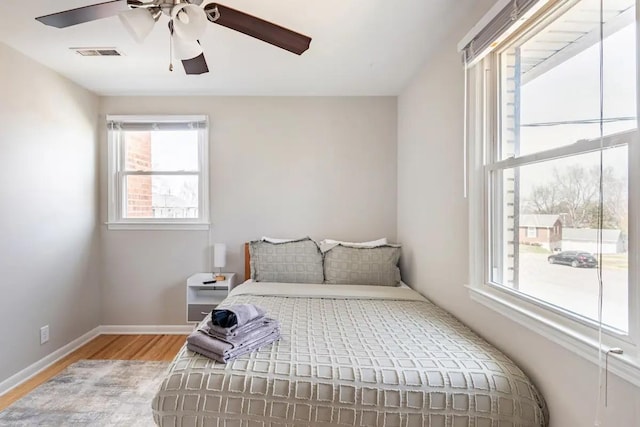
xmin=0 ymin=360 xmax=169 ymax=426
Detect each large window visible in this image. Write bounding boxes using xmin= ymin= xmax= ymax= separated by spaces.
xmin=107 ymin=115 xmax=209 ymax=229
xmin=464 ymin=0 xmax=638 ymax=378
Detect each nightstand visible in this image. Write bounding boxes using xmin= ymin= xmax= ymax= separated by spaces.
xmin=186 ymin=273 xmax=236 ymax=323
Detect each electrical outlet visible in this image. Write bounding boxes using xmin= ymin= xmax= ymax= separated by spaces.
xmin=40 ymin=325 xmax=49 ymax=345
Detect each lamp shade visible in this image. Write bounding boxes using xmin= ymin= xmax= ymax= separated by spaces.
xmin=118 ymin=8 xmax=156 ymax=43
xmin=213 ymin=243 xmax=226 ymax=269
xmin=171 ymin=3 xmax=207 ymax=41
xmin=173 ymin=36 xmax=203 ymax=60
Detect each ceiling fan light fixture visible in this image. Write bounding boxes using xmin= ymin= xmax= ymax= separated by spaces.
xmin=171 ymin=4 xmax=207 ymax=41
xmin=36 ymin=0 xmax=312 ymax=76
xmin=173 ymin=37 xmax=203 ymax=60
xmin=118 ymin=8 xmax=156 ymax=43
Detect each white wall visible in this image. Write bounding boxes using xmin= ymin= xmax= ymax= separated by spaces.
xmin=99 ymin=96 xmax=397 ymax=325
xmin=0 ymin=42 xmax=100 ymax=383
xmin=396 ymin=1 xmax=640 ymax=426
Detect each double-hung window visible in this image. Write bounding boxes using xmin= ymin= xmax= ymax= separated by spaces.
xmin=463 ymin=0 xmax=639 ymax=382
xmin=107 ymin=115 xmax=209 ymax=229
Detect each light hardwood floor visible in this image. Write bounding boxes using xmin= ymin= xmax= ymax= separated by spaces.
xmin=0 ymin=334 xmax=186 ymax=411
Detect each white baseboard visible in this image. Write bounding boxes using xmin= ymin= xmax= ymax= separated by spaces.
xmin=98 ymin=324 xmax=193 ymax=334
xmin=0 ymin=326 xmax=101 ymax=396
xmin=0 ymin=324 xmax=192 ymax=397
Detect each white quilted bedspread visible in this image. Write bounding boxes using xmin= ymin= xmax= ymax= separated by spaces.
xmin=152 ymin=283 xmax=548 ymax=427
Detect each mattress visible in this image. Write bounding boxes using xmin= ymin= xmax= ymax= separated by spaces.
xmin=152 ymin=282 xmax=548 ymax=427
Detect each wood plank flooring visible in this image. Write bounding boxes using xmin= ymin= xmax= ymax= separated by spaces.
xmin=0 ymin=334 xmax=186 ymax=411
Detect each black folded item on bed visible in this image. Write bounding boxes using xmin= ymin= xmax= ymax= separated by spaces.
xmin=187 ymin=304 xmax=280 ymax=363
xmin=209 ymin=304 xmax=266 ymax=330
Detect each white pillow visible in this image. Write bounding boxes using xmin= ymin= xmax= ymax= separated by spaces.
xmin=319 ymin=238 xmax=388 ymax=252
xmin=261 ymin=236 xmax=300 ymax=243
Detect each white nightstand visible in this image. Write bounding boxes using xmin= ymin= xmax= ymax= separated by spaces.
xmin=186 ymin=273 xmax=236 ymax=323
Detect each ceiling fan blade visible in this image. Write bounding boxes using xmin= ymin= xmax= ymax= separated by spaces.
xmin=205 ymin=3 xmax=311 ymax=55
xmin=36 ymin=0 xmax=128 ymax=28
xmin=182 ymin=52 xmax=210 ymax=75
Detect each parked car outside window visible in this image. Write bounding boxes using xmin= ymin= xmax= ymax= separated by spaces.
xmin=547 ymin=251 xmax=598 ymax=268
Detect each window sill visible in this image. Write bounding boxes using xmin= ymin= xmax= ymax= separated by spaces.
xmin=106 ymin=222 xmax=210 ymax=231
xmin=466 ymin=285 xmax=640 ymax=388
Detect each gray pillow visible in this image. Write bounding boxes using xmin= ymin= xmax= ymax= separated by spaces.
xmin=323 ymin=244 xmax=401 ymax=286
xmin=250 ymin=237 xmax=324 ymax=284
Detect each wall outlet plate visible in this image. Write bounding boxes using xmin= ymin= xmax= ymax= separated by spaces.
xmin=40 ymin=325 xmax=49 ymax=344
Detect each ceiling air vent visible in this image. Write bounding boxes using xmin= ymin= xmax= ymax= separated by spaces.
xmin=71 ymin=47 xmax=123 ymax=56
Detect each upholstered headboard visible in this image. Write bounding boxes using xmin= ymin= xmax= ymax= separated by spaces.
xmin=244 ymin=242 xmax=250 ymax=281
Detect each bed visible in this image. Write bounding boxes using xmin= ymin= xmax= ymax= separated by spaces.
xmin=152 ymin=242 xmax=548 ymax=427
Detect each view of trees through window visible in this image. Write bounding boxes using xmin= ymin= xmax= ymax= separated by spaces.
xmin=526 ymin=163 xmax=628 ymax=231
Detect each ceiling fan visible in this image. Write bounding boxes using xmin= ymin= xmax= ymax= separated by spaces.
xmin=35 ymin=0 xmax=312 ymax=75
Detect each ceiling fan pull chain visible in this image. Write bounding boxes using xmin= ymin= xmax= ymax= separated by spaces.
xmin=169 ymin=20 xmax=174 ymax=72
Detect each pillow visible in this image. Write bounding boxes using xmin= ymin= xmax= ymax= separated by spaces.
xmin=323 ymin=244 xmax=401 ymax=287
xmin=250 ymin=237 xmax=324 ymax=284
xmin=319 ymin=238 xmax=388 ymax=252
xmin=261 ymin=236 xmax=301 ymax=243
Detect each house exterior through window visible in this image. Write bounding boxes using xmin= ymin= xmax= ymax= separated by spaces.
xmin=106 ymin=115 xmax=209 ymax=229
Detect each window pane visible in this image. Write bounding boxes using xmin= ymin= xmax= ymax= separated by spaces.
xmin=124 ymin=130 xmax=199 ymax=172
xmin=499 ymin=0 xmax=636 ymax=159
xmin=491 ymin=147 xmax=629 ymax=331
xmin=125 ymin=175 xmax=199 ymax=219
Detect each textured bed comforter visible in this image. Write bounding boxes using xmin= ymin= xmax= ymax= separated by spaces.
xmin=152 ymin=282 xmax=548 ymax=427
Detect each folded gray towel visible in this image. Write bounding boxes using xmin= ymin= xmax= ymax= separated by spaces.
xmin=187 ymin=328 xmax=280 ymax=363
xmin=201 ymin=318 xmax=279 ymax=348
xmin=209 ymin=304 xmax=266 ymax=332
xmin=206 ymin=320 xmax=264 ymax=338
xmin=188 ymin=319 xmax=280 ymax=355
xmin=206 ymin=317 xmax=277 ymax=340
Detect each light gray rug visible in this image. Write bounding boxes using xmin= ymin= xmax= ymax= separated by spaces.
xmin=0 ymin=360 xmax=169 ymax=427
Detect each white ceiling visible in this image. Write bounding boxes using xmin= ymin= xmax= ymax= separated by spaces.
xmin=0 ymin=1 xmax=474 ymax=96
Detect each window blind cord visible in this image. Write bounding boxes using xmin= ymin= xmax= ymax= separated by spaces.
xmin=208 ymin=221 xmax=213 ymax=273
xmin=463 ymin=56 xmax=469 ymax=199
xmin=594 ymin=0 xmax=605 ymax=424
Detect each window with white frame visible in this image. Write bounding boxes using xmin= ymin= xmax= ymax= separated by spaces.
xmin=526 ymin=227 xmax=537 ymax=238
xmin=462 ymin=0 xmax=638 ymax=375
xmin=107 ymin=115 xmax=209 ymax=229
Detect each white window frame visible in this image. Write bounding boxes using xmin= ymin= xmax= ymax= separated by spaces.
xmin=526 ymin=227 xmax=537 ymax=238
xmin=465 ymin=0 xmax=640 ymax=386
xmin=106 ymin=115 xmax=210 ymax=230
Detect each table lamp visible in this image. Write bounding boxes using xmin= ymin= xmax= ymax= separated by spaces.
xmin=213 ymin=243 xmax=226 ymax=281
